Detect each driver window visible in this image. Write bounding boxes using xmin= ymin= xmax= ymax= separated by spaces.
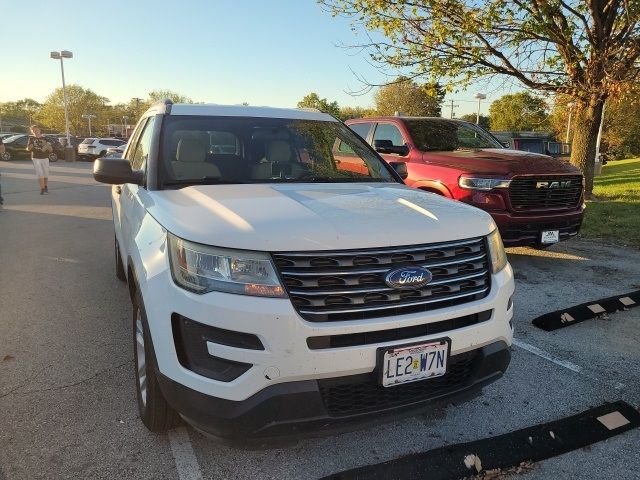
xmin=131 ymin=117 xmax=156 ymax=171
xmin=373 ymin=123 xmax=405 ymax=147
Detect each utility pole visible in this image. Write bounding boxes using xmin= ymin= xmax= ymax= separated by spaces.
xmin=132 ymin=97 xmax=143 ymax=117
xmin=448 ymin=99 xmax=459 ymax=119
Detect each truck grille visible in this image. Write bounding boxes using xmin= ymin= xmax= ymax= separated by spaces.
xmin=319 ymin=350 xmax=479 ymax=416
xmin=272 ymin=238 xmax=490 ymax=322
xmin=508 ymin=175 xmax=583 ymax=210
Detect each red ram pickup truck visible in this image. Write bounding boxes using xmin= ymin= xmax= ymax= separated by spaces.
xmin=345 ymin=117 xmax=585 ymax=247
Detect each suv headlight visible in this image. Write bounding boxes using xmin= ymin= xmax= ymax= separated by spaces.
xmin=168 ymin=233 xmax=285 ymax=297
xmin=459 ymin=176 xmax=511 ymax=191
xmin=487 ymin=229 xmax=507 ymax=273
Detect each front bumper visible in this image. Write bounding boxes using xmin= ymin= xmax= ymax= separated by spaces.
xmin=157 ymin=340 xmax=511 ymax=440
xmin=143 ymin=263 xmax=514 ymax=403
xmin=489 ymin=206 xmax=585 ymax=247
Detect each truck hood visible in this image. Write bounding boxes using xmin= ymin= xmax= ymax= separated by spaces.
xmin=422 ymin=148 xmax=581 ymax=176
xmin=146 ymin=183 xmax=495 ymax=251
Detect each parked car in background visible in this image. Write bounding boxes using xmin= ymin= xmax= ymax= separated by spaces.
xmin=78 ymin=138 xmax=126 ymax=160
xmin=346 ymin=117 xmax=585 ymax=248
xmin=104 ymin=142 xmax=127 ymax=158
xmin=0 ymin=134 xmax=65 ymax=162
xmin=0 ymin=132 xmax=21 ymax=141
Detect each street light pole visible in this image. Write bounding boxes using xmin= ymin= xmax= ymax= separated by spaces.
xmin=474 ymin=93 xmax=487 ymax=125
xmin=50 ymin=50 xmax=75 ymax=162
xmin=122 ymin=116 xmax=128 ymax=138
xmin=82 ymin=114 xmax=96 ymax=136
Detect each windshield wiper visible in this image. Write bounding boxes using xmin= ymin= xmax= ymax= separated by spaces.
xmin=163 ymin=177 xmax=245 ymax=186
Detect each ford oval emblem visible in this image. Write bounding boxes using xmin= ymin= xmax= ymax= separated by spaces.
xmin=385 ymin=266 xmax=432 ymax=289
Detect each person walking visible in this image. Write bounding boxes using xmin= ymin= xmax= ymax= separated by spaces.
xmin=26 ymin=125 xmax=52 ymax=195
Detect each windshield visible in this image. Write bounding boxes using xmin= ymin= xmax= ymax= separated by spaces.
xmin=159 ymin=116 xmax=396 ymax=187
xmin=404 ymin=119 xmax=503 ymax=151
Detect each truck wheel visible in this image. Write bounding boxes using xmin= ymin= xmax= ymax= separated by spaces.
xmin=114 ymin=237 xmax=126 ymax=281
xmin=133 ymin=291 xmax=181 ymax=432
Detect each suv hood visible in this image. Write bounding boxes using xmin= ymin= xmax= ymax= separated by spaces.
xmin=423 ymin=148 xmax=580 ymax=176
xmin=147 ymin=183 xmax=495 ymax=251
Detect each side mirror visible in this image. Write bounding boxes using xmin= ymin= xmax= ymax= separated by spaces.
xmin=93 ymin=157 xmax=143 ymax=185
xmin=501 ymin=141 xmax=511 ymax=148
xmin=374 ymin=139 xmax=409 ymax=156
xmin=389 ymin=161 xmax=408 ymax=180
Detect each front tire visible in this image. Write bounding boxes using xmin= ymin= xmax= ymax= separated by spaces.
xmin=48 ymin=153 xmax=58 ymax=162
xmin=114 ymin=237 xmax=126 ymax=281
xmin=1 ymin=152 xmax=11 ymax=161
xmin=133 ymin=291 xmax=181 ymax=432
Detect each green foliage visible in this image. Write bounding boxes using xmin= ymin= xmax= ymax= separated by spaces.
xmin=374 ymin=78 xmax=444 ymax=117
xmin=459 ymin=113 xmax=489 ymax=128
xmin=34 ymin=85 xmax=110 ymax=134
xmin=0 ymin=98 xmax=42 ymax=128
xmin=581 ymin=158 xmax=640 ymax=246
xmin=338 ymin=105 xmax=376 ymax=120
xmin=147 ymin=90 xmax=193 ymax=105
xmin=488 ymin=92 xmax=550 ymax=131
xmin=297 ymin=92 xmax=341 ymax=118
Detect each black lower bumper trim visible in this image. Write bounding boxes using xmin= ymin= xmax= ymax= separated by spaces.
xmin=322 ymin=400 xmax=640 ymax=480
xmin=156 ymin=341 xmax=510 ymax=440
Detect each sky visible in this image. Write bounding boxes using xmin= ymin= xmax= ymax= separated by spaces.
xmin=0 ymin=0 xmax=520 ymax=116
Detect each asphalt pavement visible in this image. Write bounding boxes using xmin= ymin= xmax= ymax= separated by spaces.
xmin=0 ymin=160 xmax=638 ymax=480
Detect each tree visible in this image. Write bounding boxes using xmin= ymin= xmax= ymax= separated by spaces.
xmin=34 ymin=85 xmax=109 ymax=135
xmin=459 ymin=113 xmax=490 ymax=129
xmin=297 ymin=92 xmax=341 ymax=118
xmin=488 ymin=92 xmax=550 ymax=131
xmin=321 ymin=0 xmax=640 ymax=195
xmin=0 ymin=98 xmax=42 ymax=129
xmin=338 ymin=105 xmax=376 ymax=120
xmin=374 ymin=78 xmax=444 ymax=117
xmin=147 ymin=90 xmax=193 ymax=105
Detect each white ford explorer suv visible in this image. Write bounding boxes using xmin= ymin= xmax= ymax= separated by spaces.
xmin=93 ymin=101 xmax=514 ymax=439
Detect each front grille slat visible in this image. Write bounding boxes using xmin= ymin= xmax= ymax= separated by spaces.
xmin=508 ymin=175 xmax=583 ymax=210
xmin=273 ymin=238 xmax=491 ymax=322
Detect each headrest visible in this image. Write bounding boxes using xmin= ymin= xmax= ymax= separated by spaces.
xmin=266 ymin=140 xmax=292 ymax=163
xmin=176 ymin=138 xmax=207 ymax=163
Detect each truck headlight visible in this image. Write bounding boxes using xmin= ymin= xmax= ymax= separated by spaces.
xmin=168 ymin=233 xmax=286 ymax=297
xmin=459 ymin=176 xmax=511 ymax=191
xmin=487 ymin=229 xmax=507 ymax=273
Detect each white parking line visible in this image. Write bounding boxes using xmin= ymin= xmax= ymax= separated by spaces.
xmin=168 ymin=427 xmax=204 ymax=480
xmin=512 ymin=338 xmax=582 ymax=373
xmin=513 ymin=338 xmax=625 ymax=390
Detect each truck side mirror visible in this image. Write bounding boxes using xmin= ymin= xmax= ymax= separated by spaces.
xmin=93 ymin=157 xmax=143 ymax=185
xmin=389 ymin=161 xmax=408 ymax=180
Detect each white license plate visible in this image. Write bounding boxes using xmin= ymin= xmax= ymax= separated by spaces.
xmin=541 ymin=230 xmax=560 ymax=244
xmin=380 ymin=340 xmax=449 ymax=387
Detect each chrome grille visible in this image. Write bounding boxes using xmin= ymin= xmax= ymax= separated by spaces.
xmin=508 ymin=175 xmax=583 ymax=210
xmin=272 ymin=238 xmax=490 ymax=322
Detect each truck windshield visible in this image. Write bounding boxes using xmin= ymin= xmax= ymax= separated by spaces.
xmin=159 ymin=116 xmax=396 ymax=187
xmin=404 ymin=119 xmax=503 ymax=151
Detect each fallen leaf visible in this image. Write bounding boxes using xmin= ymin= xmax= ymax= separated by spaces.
xmin=464 ymin=454 xmax=477 ymax=470
xmin=2 ymin=355 xmax=14 ymax=362
xmin=549 ymin=431 xmax=556 ymax=440
xmin=474 ymin=455 xmax=483 ymax=473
